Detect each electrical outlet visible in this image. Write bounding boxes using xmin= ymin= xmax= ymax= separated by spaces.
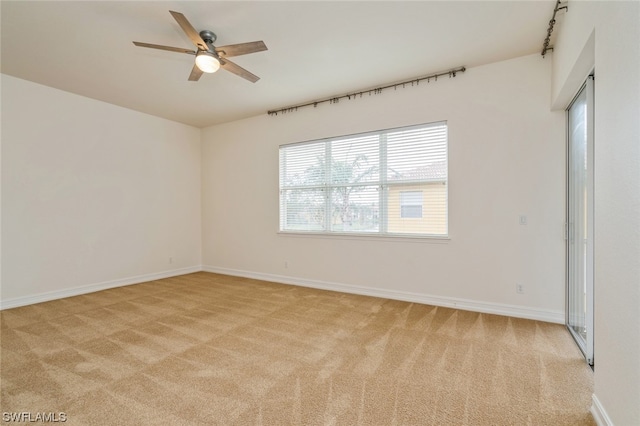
xmin=284 ymin=261 xmax=288 ymax=269
xmin=516 ymin=284 xmax=524 ymax=294
xmin=169 ymin=257 xmax=173 ymax=264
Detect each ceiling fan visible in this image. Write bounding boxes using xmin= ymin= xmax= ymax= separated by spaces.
xmin=133 ymin=10 xmax=267 ymax=83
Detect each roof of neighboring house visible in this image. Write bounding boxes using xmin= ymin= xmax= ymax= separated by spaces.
xmin=389 ymin=161 xmax=447 ymax=181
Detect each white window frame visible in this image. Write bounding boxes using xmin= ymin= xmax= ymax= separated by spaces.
xmin=279 ymin=121 xmax=448 ymax=239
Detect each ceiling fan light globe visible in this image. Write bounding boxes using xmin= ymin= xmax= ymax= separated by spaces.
xmin=195 ymin=52 xmax=220 ymax=73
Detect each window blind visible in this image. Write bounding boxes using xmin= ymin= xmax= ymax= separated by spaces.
xmin=279 ymin=121 xmax=448 ymax=237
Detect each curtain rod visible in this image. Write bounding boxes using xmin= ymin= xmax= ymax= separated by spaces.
xmin=541 ymin=0 xmax=568 ymax=57
xmin=267 ymin=66 xmax=466 ymax=116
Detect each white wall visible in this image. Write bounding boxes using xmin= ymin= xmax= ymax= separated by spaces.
xmin=202 ymin=53 xmax=566 ymax=322
xmin=1 ymin=75 xmax=202 ymax=307
xmin=552 ymin=2 xmax=640 ymax=425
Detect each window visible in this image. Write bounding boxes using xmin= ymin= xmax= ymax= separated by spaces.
xmin=279 ymin=121 xmax=447 ymax=237
xmin=400 ymin=191 xmax=423 ymax=218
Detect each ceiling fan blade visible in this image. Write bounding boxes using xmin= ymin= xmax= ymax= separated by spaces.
xmin=219 ymin=58 xmax=260 ymax=83
xmin=215 ymin=41 xmax=267 ymax=58
xmin=169 ymin=10 xmax=208 ymax=51
xmin=133 ymin=41 xmax=196 ymax=55
xmin=188 ymin=63 xmax=204 ymax=81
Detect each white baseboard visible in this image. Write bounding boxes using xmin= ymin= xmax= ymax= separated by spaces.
xmin=2 ymin=265 xmax=565 ymax=324
xmin=202 ymin=265 xmax=564 ymax=324
xmin=0 ymin=266 xmax=202 ymax=310
xmin=591 ymin=394 xmax=614 ymax=426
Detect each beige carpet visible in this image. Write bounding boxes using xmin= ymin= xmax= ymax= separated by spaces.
xmin=1 ymin=272 xmax=594 ymax=425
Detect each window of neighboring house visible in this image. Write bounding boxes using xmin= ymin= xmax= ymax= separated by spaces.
xmin=400 ymin=191 xmax=423 ymax=218
xmin=279 ymin=121 xmax=448 ymax=237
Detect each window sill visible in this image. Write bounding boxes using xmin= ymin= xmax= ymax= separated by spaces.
xmin=277 ymin=230 xmax=450 ymax=244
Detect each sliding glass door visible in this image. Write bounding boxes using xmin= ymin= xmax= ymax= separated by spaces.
xmin=567 ymin=76 xmax=594 ymax=366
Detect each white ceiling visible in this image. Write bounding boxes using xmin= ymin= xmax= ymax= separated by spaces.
xmin=1 ymin=1 xmax=556 ymax=128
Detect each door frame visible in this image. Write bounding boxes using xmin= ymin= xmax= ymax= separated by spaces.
xmin=566 ymin=74 xmax=595 ymax=366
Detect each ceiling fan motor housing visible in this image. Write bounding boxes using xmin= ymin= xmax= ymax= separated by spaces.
xmin=199 ymin=30 xmax=217 ymax=50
